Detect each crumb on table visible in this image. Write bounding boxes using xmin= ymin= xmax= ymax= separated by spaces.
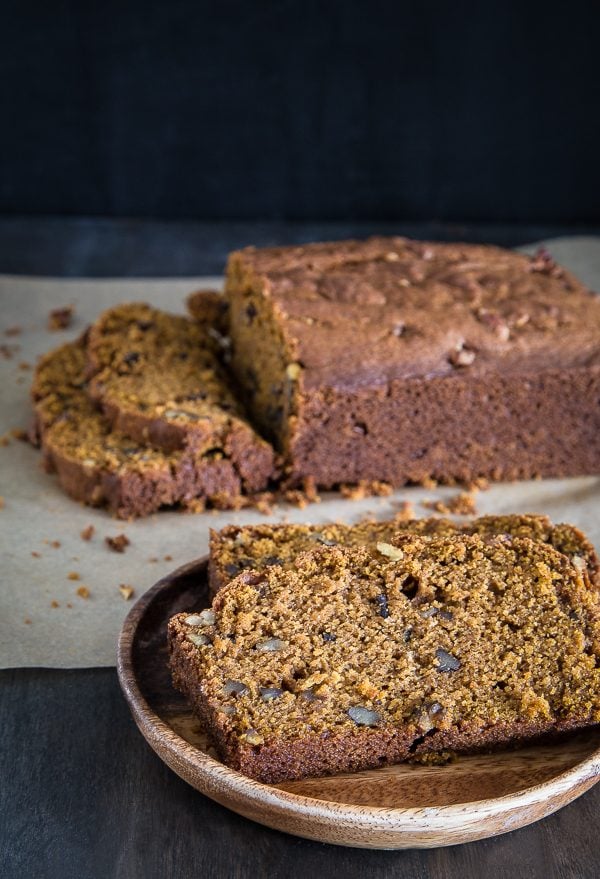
xmin=48 ymin=306 xmax=74 ymax=330
xmin=340 ymin=480 xmax=393 ymax=501
xmin=422 ymin=491 xmax=478 ymax=516
xmin=105 ymin=533 xmax=130 ymax=552
xmin=80 ymin=524 xmax=95 ymax=541
xmin=0 ymin=343 xmax=20 ymax=359
xmin=392 ymin=501 xmax=414 ymax=521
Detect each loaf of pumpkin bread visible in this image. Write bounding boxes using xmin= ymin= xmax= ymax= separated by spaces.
xmin=225 ymin=237 xmax=600 ymax=487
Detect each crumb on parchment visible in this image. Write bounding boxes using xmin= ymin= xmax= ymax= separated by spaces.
xmin=105 ymin=533 xmax=130 ymax=552
xmin=48 ymin=305 xmax=74 ymax=330
xmin=422 ymin=491 xmax=478 ymax=516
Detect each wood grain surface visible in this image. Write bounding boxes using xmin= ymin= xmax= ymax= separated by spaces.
xmin=117 ymin=557 xmax=600 ymax=850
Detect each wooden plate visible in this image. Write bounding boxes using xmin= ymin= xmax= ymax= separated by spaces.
xmin=117 ymin=557 xmax=600 ymax=849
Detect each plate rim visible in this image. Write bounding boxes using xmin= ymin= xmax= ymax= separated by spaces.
xmin=117 ymin=556 xmax=600 ymax=843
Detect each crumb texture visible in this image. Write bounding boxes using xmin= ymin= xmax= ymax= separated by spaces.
xmin=169 ymin=534 xmax=600 ymax=782
xmin=209 ymin=514 xmax=599 ymax=594
xmin=85 ymin=303 xmax=274 ymax=490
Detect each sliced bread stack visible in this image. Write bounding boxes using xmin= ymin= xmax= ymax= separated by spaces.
xmin=169 ymin=516 xmax=600 ymax=782
xmin=30 ymin=299 xmax=275 ymax=518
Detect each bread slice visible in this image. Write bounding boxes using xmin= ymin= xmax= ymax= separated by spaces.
xmin=31 ymin=339 xmax=248 ymax=517
xmin=208 ymin=514 xmax=599 ymax=594
xmin=186 ymin=289 xmax=229 ymax=334
xmin=85 ymin=303 xmax=274 ymax=492
xmin=169 ymin=535 xmax=600 ymax=783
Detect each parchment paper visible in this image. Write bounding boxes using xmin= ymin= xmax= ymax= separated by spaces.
xmin=1 ymin=237 xmax=599 ymax=668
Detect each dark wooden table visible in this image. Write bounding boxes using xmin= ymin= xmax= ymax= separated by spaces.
xmin=2 ymin=218 xmax=599 ymax=879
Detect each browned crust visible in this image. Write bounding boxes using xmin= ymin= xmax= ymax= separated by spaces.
xmin=168 ymin=617 xmax=596 ymax=783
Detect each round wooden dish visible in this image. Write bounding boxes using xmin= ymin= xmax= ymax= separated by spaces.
xmin=117 ymin=557 xmax=600 ymax=850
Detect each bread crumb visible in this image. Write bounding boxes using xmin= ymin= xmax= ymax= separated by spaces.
xmin=0 ymin=496 xmax=4 ymax=509
xmin=66 ymin=602 xmax=73 ymax=608
xmin=340 ymin=480 xmax=393 ymax=501
xmin=148 ymin=557 xmax=159 ymax=563
xmin=420 ymin=476 xmax=438 ymax=489
xmin=255 ymin=495 xmax=274 ymax=515
xmin=0 ymin=343 xmax=19 ymax=359
xmin=185 ymin=497 xmax=206 ymax=514
xmin=119 ymin=585 xmax=135 ymax=600
xmin=422 ymin=491 xmax=478 ymax=516
xmin=448 ymin=492 xmax=478 ymax=515
xmin=31 ymin=550 xmax=40 ymax=558
xmin=301 ymin=476 xmax=321 ymax=504
xmin=11 ymin=427 xmax=28 ymax=441
xmin=0 ymin=435 xmax=10 ymax=447
xmin=50 ymin=540 xmax=61 ymax=548
xmin=24 ymin=617 xmax=32 ymax=625
xmin=80 ymin=524 xmax=95 ymax=541
xmin=105 ymin=533 xmax=130 ymax=552
xmin=50 ymin=600 xmax=60 ymax=608
xmin=163 ymin=554 xmax=173 ymax=562
xmin=467 ymin=477 xmax=490 ymax=491
xmin=393 ymin=501 xmax=415 ymax=521
xmin=256 ymin=501 xmax=273 ymax=516
xmin=76 ymin=586 xmax=90 ymax=599
xmin=48 ymin=305 xmax=74 ymax=330
xmin=67 ymin=571 xmax=80 ymax=581
xmin=4 ymin=325 xmax=22 ymax=336
xmin=284 ymin=489 xmax=310 ymax=509
xmin=18 ymin=361 xmax=31 ymax=371
xmin=208 ymin=492 xmax=246 ymax=511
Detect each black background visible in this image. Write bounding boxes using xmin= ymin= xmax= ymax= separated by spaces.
xmin=1 ymin=0 xmax=599 ymax=223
